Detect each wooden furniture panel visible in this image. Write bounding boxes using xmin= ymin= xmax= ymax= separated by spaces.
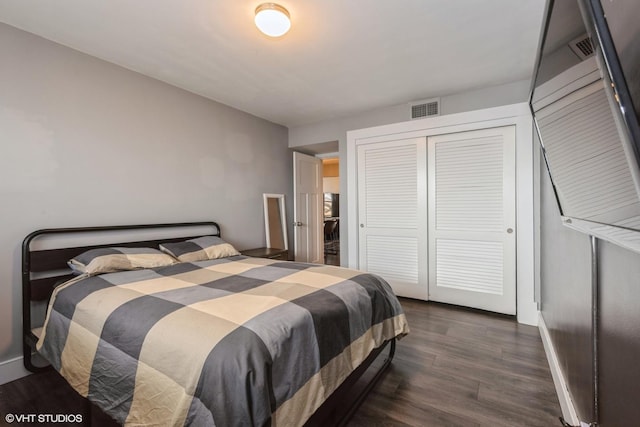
xmin=241 ymin=247 xmax=289 ymax=260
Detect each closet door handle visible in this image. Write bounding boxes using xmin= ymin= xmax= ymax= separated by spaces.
xmin=507 ymin=228 xmax=514 ymax=234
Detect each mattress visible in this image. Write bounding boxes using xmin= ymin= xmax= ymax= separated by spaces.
xmin=37 ymin=255 xmax=409 ymax=426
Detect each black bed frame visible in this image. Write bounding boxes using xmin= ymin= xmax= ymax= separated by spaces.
xmin=22 ymin=221 xmax=395 ymax=426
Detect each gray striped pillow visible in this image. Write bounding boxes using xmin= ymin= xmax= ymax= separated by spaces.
xmin=68 ymin=247 xmax=177 ymax=275
xmin=159 ymin=236 xmax=240 ymax=262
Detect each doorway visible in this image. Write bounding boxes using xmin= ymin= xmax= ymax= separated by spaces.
xmin=291 ymin=141 xmax=341 ymax=267
xmin=322 ymin=158 xmax=340 ymax=266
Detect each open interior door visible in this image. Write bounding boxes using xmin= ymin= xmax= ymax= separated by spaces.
xmin=293 ymin=152 xmax=323 ymax=263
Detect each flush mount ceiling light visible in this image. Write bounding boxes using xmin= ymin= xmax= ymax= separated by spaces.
xmin=254 ymin=3 xmax=291 ymax=37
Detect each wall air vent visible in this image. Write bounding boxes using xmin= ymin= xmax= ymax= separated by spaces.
xmin=410 ymin=98 xmax=440 ymax=120
xmin=569 ymin=35 xmax=594 ymax=60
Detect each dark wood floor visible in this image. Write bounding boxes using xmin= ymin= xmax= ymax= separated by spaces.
xmin=324 ymin=239 xmax=340 ymax=266
xmin=0 ymin=298 xmax=561 ymax=427
xmin=349 ymin=298 xmax=562 ymax=427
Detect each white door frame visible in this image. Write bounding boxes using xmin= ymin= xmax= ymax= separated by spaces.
xmin=346 ymin=103 xmax=538 ymax=325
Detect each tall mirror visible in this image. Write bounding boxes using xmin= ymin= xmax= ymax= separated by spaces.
xmin=263 ymin=194 xmax=288 ymax=250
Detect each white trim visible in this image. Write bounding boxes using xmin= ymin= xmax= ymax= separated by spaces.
xmin=315 ymin=152 xmax=339 ymax=159
xmin=347 ymin=102 xmax=538 ymax=325
xmin=0 ymin=355 xmax=31 ymax=385
xmin=538 ymin=313 xmax=581 ymax=426
xmin=347 ymin=103 xmax=531 ymax=142
xmin=515 ymin=111 xmax=538 ymax=326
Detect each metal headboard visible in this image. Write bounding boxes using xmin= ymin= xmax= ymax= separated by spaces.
xmin=22 ymin=221 xmax=221 ymax=372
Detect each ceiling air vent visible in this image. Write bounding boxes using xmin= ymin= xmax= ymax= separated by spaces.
xmin=410 ymin=98 xmax=440 ymax=120
xmin=569 ymin=35 xmax=594 ymax=60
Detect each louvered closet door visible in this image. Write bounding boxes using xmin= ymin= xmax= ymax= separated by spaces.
xmin=357 ymin=138 xmax=428 ymax=299
xmin=536 ymin=80 xmax=640 ymax=225
xmin=428 ymin=126 xmax=516 ymax=314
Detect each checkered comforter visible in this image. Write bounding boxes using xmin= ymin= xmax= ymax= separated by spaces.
xmin=37 ymin=255 xmax=409 ymax=426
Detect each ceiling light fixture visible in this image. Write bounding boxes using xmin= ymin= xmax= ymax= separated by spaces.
xmin=254 ymin=3 xmax=291 ymax=37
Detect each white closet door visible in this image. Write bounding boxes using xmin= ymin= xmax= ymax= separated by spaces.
xmin=357 ymin=138 xmax=428 ymax=299
xmin=428 ymin=126 xmax=516 ymax=314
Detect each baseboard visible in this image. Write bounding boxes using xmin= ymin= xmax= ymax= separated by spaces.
xmin=538 ymin=313 xmax=580 ymax=426
xmin=0 ymin=355 xmax=31 ymax=386
xmin=517 ymin=301 xmax=539 ymax=326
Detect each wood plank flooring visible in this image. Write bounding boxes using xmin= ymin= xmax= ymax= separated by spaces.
xmin=0 ymin=298 xmax=561 ymax=426
xmin=0 ymin=370 xmax=115 ymax=426
xmin=349 ymin=298 xmax=562 ymax=426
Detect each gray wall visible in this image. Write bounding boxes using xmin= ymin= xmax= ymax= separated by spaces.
xmin=540 ymin=153 xmax=640 ymax=425
xmin=539 ymin=158 xmax=594 ymax=420
xmin=288 ymin=79 xmax=531 ymax=150
xmin=289 ymin=79 xmax=531 ymax=265
xmin=0 ymin=23 xmax=291 ymax=372
xmin=597 ymin=240 xmax=640 ymax=425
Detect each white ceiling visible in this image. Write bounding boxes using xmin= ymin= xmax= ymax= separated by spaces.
xmin=0 ymin=0 xmax=546 ymax=128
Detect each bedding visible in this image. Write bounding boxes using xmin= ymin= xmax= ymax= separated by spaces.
xmin=160 ymin=236 xmax=240 ymax=262
xmin=67 ymin=247 xmax=177 ymax=275
xmin=37 ymin=255 xmax=409 ymax=426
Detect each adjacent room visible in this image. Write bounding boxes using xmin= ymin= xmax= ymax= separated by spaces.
xmin=1 ymin=1 xmax=639 ymax=426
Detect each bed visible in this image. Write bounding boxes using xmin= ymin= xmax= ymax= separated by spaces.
xmin=22 ymin=221 xmax=409 ymax=426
